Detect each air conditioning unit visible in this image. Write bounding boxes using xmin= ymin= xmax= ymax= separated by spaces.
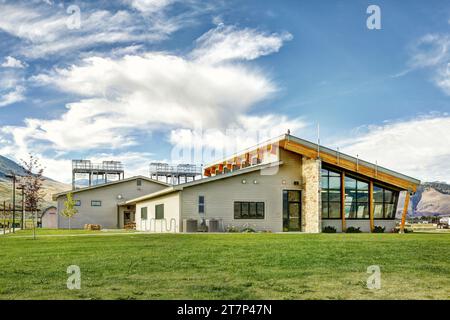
xmin=208 ymin=219 xmax=220 ymax=232
xmin=183 ymin=219 xmax=198 ymax=233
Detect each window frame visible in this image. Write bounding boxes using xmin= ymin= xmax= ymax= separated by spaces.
xmin=155 ymin=204 xmax=164 ymax=220
xmin=198 ymin=195 xmax=205 ymax=214
xmin=91 ymin=200 xmax=102 ymax=207
xmin=141 ymin=207 xmax=148 ymax=220
xmin=373 ymin=184 xmax=399 ymax=220
xmin=344 ymin=175 xmax=370 ymax=220
xmin=234 ymin=201 xmax=265 ymax=219
xmin=74 ymin=200 xmax=81 ymax=207
xmin=321 ymin=168 xmax=342 ymax=219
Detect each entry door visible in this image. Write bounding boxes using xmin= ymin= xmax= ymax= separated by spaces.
xmin=283 ymin=190 xmax=301 ymax=231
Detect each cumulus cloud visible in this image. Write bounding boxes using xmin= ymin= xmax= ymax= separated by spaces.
xmin=0 ymin=22 xmax=295 ymax=180
xmin=337 ymin=115 xmax=450 ymax=183
xmin=29 ymin=52 xmax=275 ymax=150
xmin=1 ymin=56 xmax=27 ymax=68
xmin=191 ymin=24 xmax=293 ymax=64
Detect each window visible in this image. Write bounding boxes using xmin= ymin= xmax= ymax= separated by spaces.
xmin=345 ymin=176 xmax=369 ymax=219
xmin=234 ymin=202 xmax=264 ymax=219
xmin=141 ymin=207 xmax=148 ymax=220
xmin=321 ymin=168 xmax=341 ymax=219
xmin=155 ymin=204 xmax=164 ymax=219
xmin=373 ymin=185 xmax=399 ymax=219
xmin=91 ymin=200 xmax=102 ymax=207
xmin=137 ymin=179 xmax=142 ymax=186
xmin=74 ymin=200 xmax=81 ymax=206
xmin=198 ymin=196 xmax=205 ymax=214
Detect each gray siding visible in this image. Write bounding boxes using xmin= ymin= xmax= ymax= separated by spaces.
xmin=56 ymin=179 xmax=166 ymax=229
xmin=180 ymin=149 xmax=303 ymax=232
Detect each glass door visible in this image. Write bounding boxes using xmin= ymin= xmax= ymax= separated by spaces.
xmin=283 ymin=190 xmax=301 ymax=231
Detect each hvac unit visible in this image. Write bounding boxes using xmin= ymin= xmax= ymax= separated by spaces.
xmin=183 ymin=219 xmax=198 ymax=233
xmin=207 ymin=219 xmax=220 ymax=232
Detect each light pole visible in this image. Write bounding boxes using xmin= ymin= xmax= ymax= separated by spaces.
xmin=5 ymin=173 xmax=16 ymax=233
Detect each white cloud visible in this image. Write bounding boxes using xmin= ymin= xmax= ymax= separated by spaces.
xmin=337 ymin=115 xmax=450 ymax=183
xmin=408 ymin=34 xmax=450 ymax=94
xmin=0 ymin=71 xmax=26 ymax=107
xmin=169 ymin=114 xmax=307 ymax=164
xmin=0 ymin=3 xmax=181 ymax=58
xmin=0 ymin=86 xmax=25 ymax=107
xmin=1 ymin=56 xmax=27 ymax=68
xmin=0 ymin=23 xmax=293 ymax=181
xmin=125 ymin=0 xmax=175 ymax=14
xmin=191 ymin=24 xmax=293 ymax=65
xmin=29 ymin=52 xmax=275 ymax=150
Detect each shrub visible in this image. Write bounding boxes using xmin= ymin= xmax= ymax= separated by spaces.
xmin=322 ymin=226 xmax=337 ymax=233
xmin=345 ymin=226 xmax=361 ymax=233
xmin=225 ymin=225 xmax=240 ymax=233
xmin=241 ymin=227 xmax=256 ymax=233
xmin=372 ymin=226 xmax=385 ymax=233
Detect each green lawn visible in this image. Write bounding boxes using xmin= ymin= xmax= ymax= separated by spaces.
xmin=0 ymin=231 xmax=449 ymax=300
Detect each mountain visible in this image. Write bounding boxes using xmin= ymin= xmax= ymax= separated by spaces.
xmin=412 ymin=182 xmax=450 ymax=216
xmin=0 ymin=155 xmax=70 ymax=208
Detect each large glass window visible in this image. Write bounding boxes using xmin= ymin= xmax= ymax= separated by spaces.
xmin=345 ymin=176 xmax=369 ymax=219
xmin=321 ymin=168 xmax=341 ymax=219
xmin=234 ymin=202 xmax=265 ymax=219
xmin=373 ymin=185 xmax=399 ymax=219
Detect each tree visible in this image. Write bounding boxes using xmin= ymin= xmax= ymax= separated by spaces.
xmin=18 ymin=155 xmax=45 ymax=240
xmin=60 ymin=192 xmax=78 ymax=230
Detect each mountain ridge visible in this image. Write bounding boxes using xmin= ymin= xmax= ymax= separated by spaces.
xmin=0 ymin=155 xmax=70 ymax=208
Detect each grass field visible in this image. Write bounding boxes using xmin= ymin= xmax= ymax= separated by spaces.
xmin=0 ymin=230 xmax=449 ymax=300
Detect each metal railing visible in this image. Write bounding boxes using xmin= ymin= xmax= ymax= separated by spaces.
xmin=72 ymin=160 xmax=124 ymax=171
xmin=140 ymin=218 xmax=178 ymax=233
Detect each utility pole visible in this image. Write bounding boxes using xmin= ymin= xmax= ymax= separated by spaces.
xmin=5 ymin=173 xmax=16 ymax=233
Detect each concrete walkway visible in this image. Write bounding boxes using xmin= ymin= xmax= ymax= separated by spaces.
xmin=1 ymin=231 xmax=143 ymax=239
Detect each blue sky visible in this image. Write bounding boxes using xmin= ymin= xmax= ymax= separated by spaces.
xmin=0 ymin=0 xmax=449 ymax=183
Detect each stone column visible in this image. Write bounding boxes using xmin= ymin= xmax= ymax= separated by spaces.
xmin=301 ymin=157 xmax=321 ymax=233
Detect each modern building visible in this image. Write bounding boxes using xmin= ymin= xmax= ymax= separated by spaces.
xmin=53 ymin=176 xmax=169 ymax=229
xmin=53 ymin=134 xmax=420 ymax=232
xmin=123 ymin=134 xmax=420 ymax=233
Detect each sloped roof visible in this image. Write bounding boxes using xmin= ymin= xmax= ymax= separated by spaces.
xmin=204 ymin=133 xmax=420 ymax=191
xmin=52 ymin=175 xmax=170 ymax=200
xmin=125 ymin=161 xmax=283 ymax=204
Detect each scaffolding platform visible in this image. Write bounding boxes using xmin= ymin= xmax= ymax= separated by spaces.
xmin=149 ymin=163 xmax=202 ymax=185
xmin=72 ymin=160 xmax=124 ymax=189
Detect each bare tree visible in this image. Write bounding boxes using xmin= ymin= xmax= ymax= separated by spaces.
xmin=19 ymin=155 xmax=45 ymax=240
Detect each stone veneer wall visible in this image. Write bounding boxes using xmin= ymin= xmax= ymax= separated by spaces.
xmin=301 ymin=157 xmax=321 ymax=233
